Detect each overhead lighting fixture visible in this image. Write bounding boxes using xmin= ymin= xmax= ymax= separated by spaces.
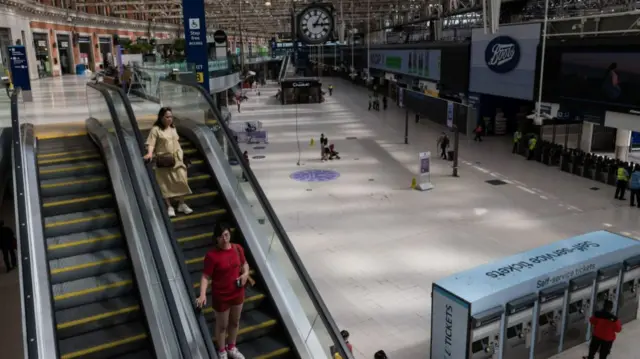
xmin=265 ymin=1 xmax=271 ymax=5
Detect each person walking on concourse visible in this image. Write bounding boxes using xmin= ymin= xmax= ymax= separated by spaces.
xmin=584 ymin=299 xmax=621 ymax=359
xmin=629 ymin=165 xmax=640 ymax=207
xmin=196 ymin=223 xmax=251 ymax=359
xmin=614 ymin=164 xmax=629 ymax=201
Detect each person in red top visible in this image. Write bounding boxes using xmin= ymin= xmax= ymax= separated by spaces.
xmin=196 ymin=223 xmax=250 ymax=359
xmin=584 ymin=300 xmax=622 ymax=359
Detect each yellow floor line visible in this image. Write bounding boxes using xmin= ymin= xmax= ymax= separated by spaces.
xmin=41 ymin=176 xmax=107 ymax=189
xmin=38 ymin=154 xmax=100 ymax=165
xmin=38 ymin=149 xmax=96 ymax=159
xmin=39 ymin=163 xmax=102 ymax=175
xmin=254 ymin=347 xmax=291 ymax=359
xmin=170 ymin=209 xmax=226 ymax=223
xmin=46 ymin=213 xmax=115 ymax=229
xmin=57 ymin=305 xmax=140 ymax=329
xmin=48 ymin=233 xmax=121 ymax=251
xmin=43 ymin=194 xmax=112 ymax=208
xmin=50 ymin=256 xmax=126 ymax=275
xmin=60 ymin=333 xmax=147 ymax=359
xmin=54 ymin=280 xmax=133 ymax=301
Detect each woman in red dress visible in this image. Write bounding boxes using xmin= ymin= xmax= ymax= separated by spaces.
xmin=196 ymin=223 xmax=250 ymax=359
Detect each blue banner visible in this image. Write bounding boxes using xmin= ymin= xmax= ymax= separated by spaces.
xmin=8 ymin=46 xmax=31 ymax=91
xmin=182 ymin=0 xmax=210 ymax=92
xmin=447 ymin=101 xmax=454 ymax=128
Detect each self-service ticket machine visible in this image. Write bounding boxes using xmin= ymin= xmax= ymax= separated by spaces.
xmin=469 ymin=307 xmax=503 ymax=359
xmin=503 ymin=294 xmax=537 ymax=359
xmin=562 ymin=272 xmax=596 ymax=351
xmin=618 ymin=255 xmax=640 ymax=324
xmin=430 ymin=231 xmax=640 ymax=359
xmin=534 ymin=283 xmax=568 ymax=359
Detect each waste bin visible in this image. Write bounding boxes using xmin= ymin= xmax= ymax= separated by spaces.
xmin=447 ymin=150 xmax=455 ymax=161
xmin=75 ymin=64 xmax=86 ymax=75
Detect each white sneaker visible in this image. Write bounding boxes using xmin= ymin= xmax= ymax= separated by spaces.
xmin=167 ymin=206 xmax=176 ymax=217
xmin=218 ymin=351 xmax=228 ymax=359
xmin=227 ymin=347 xmax=245 ymax=359
xmin=178 ymin=203 xmax=193 ymax=215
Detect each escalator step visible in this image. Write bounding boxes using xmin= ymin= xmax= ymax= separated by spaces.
xmin=44 ymin=208 xmax=119 ymax=238
xmin=58 ymin=321 xmax=148 ymax=359
xmin=38 ymin=152 xmax=102 ymax=166
xmin=40 ymin=175 xmax=110 ymax=197
xmin=37 ymin=148 xmax=97 ymax=160
xmin=42 ymin=192 xmax=114 ymax=217
xmin=47 ymin=227 xmax=123 ymax=260
xmin=187 ymin=172 xmax=212 ymax=189
xmin=210 ymin=309 xmax=278 ymax=345
xmin=52 ymin=270 xmax=135 ymax=311
xmin=56 ymin=295 xmax=141 ymax=340
xmin=183 ymin=188 xmax=220 ymax=208
xmin=38 ymin=161 xmax=106 ymax=180
xmin=236 ymin=335 xmax=292 ymax=359
xmin=170 ymin=206 xmax=227 ymax=230
xmin=49 ymin=248 xmax=130 ymax=284
xmin=175 ymin=224 xmax=216 ymax=250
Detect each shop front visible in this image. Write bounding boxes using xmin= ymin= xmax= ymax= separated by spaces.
xmin=280 ymin=78 xmax=323 ymax=104
xmin=98 ymin=37 xmax=112 ymax=67
xmin=32 ymin=32 xmax=52 ymax=77
xmin=77 ymin=35 xmax=95 ymax=71
xmin=467 ymin=23 xmax=541 ymax=135
xmin=56 ymin=34 xmax=73 ymax=75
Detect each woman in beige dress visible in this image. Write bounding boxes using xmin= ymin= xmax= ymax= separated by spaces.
xmin=144 ymin=107 xmax=193 ymax=217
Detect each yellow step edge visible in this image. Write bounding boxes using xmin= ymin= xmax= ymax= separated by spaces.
xmin=191 ymin=159 xmax=204 ymax=165
xmin=57 ymin=305 xmax=140 ymax=330
xmin=50 ymin=256 xmax=127 ymax=275
xmin=177 ymin=228 xmax=235 ymax=244
xmin=185 ymin=257 xmax=203 ymax=265
xmin=38 ymin=149 xmax=96 ymax=159
xmin=43 ymin=193 xmax=112 ymax=208
xmin=38 ymin=154 xmax=101 ymax=165
xmin=49 ymin=233 xmax=121 ymax=251
xmin=237 ymin=319 xmax=277 ymax=335
xmin=183 ymin=148 xmax=197 ymax=154
xmin=255 ymin=347 xmax=291 ymax=359
xmin=171 ymin=209 xmax=226 ymax=223
xmin=60 ymin=333 xmax=147 ymax=359
xmin=184 ymin=191 xmax=218 ymax=201
xmin=54 ymin=280 xmax=133 ymax=301
xmin=188 ymin=174 xmax=211 ymax=182
xmin=37 ymin=131 xmax=88 ymax=140
xmin=39 ymin=163 xmax=103 ymax=175
xmin=46 ymin=213 xmax=116 ymax=229
xmin=41 ymin=176 xmax=107 ymax=189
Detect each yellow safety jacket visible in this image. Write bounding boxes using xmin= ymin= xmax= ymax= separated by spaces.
xmin=617 ymin=168 xmax=629 ymax=181
xmin=513 ymin=131 xmax=522 ymax=143
xmin=528 ymin=138 xmax=537 ymax=150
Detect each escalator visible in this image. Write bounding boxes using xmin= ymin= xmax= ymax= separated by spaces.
xmin=37 ymin=134 xmax=154 ymax=359
xmin=141 ymin=129 xmax=295 ymax=358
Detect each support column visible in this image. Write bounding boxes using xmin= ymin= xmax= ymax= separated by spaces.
xmin=615 ymin=129 xmax=632 ymax=161
xmin=580 ymin=122 xmax=594 ymax=152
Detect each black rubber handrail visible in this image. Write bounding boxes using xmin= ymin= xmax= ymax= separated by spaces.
xmin=158 ymin=78 xmax=354 ymax=359
xmin=97 ymin=82 xmax=218 ymax=358
xmin=86 ymin=83 xmax=194 ymax=359
xmin=11 ymin=87 xmax=48 ymax=359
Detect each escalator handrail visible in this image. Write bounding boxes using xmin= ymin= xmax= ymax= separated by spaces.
xmin=96 ymin=82 xmax=219 ymax=358
xmin=11 ymin=87 xmax=59 ymax=359
xmin=159 ymin=78 xmax=355 ymax=359
xmin=85 ymin=83 xmax=195 ymax=359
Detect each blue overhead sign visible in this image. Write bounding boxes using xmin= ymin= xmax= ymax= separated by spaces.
xmin=8 ymin=46 xmax=31 ymax=92
xmin=183 ymin=0 xmax=210 ymax=92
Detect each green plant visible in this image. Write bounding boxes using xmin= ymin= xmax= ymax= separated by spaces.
xmin=173 ymin=38 xmax=185 ymax=53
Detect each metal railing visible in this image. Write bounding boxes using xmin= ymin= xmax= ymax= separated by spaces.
xmin=157 ymin=78 xmax=355 ymax=359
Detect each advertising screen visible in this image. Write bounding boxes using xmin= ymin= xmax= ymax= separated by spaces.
xmin=560 ymin=52 xmax=640 ymax=112
xmin=369 ymin=49 xmax=441 ymax=81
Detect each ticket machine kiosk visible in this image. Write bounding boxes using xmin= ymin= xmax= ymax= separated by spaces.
xmin=618 ymin=255 xmax=640 ymax=324
xmin=469 ymin=307 xmax=503 ymax=359
xmin=595 ymin=264 xmax=622 ymax=316
xmin=534 ymin=283 xmax=567 ymax=359
xmin=563 ymin=273 xmax=596 ymax=350
xmin=503 ymin=294 xmax=537 ymax=359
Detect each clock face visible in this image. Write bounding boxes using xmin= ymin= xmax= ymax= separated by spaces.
xmin=299 ymin=6 xmax=333 ymax=44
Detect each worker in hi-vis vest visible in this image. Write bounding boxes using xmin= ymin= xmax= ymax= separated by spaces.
xmin=614 ymin=164 xmax=630 ymax=200
xmin=527 ymin=136 xmax=537 ymax=161
xmin=512 ymin=130 xmax=522 ymax=154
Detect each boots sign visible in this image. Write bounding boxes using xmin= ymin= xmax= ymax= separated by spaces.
xmin=485 ymin=36 xmax=521 ymax=74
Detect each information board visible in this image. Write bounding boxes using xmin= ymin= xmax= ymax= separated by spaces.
xmin=183 ymin=0 xmax=210 ymax=93
xmin=8 ymin=46 xmax=32 ymax=101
